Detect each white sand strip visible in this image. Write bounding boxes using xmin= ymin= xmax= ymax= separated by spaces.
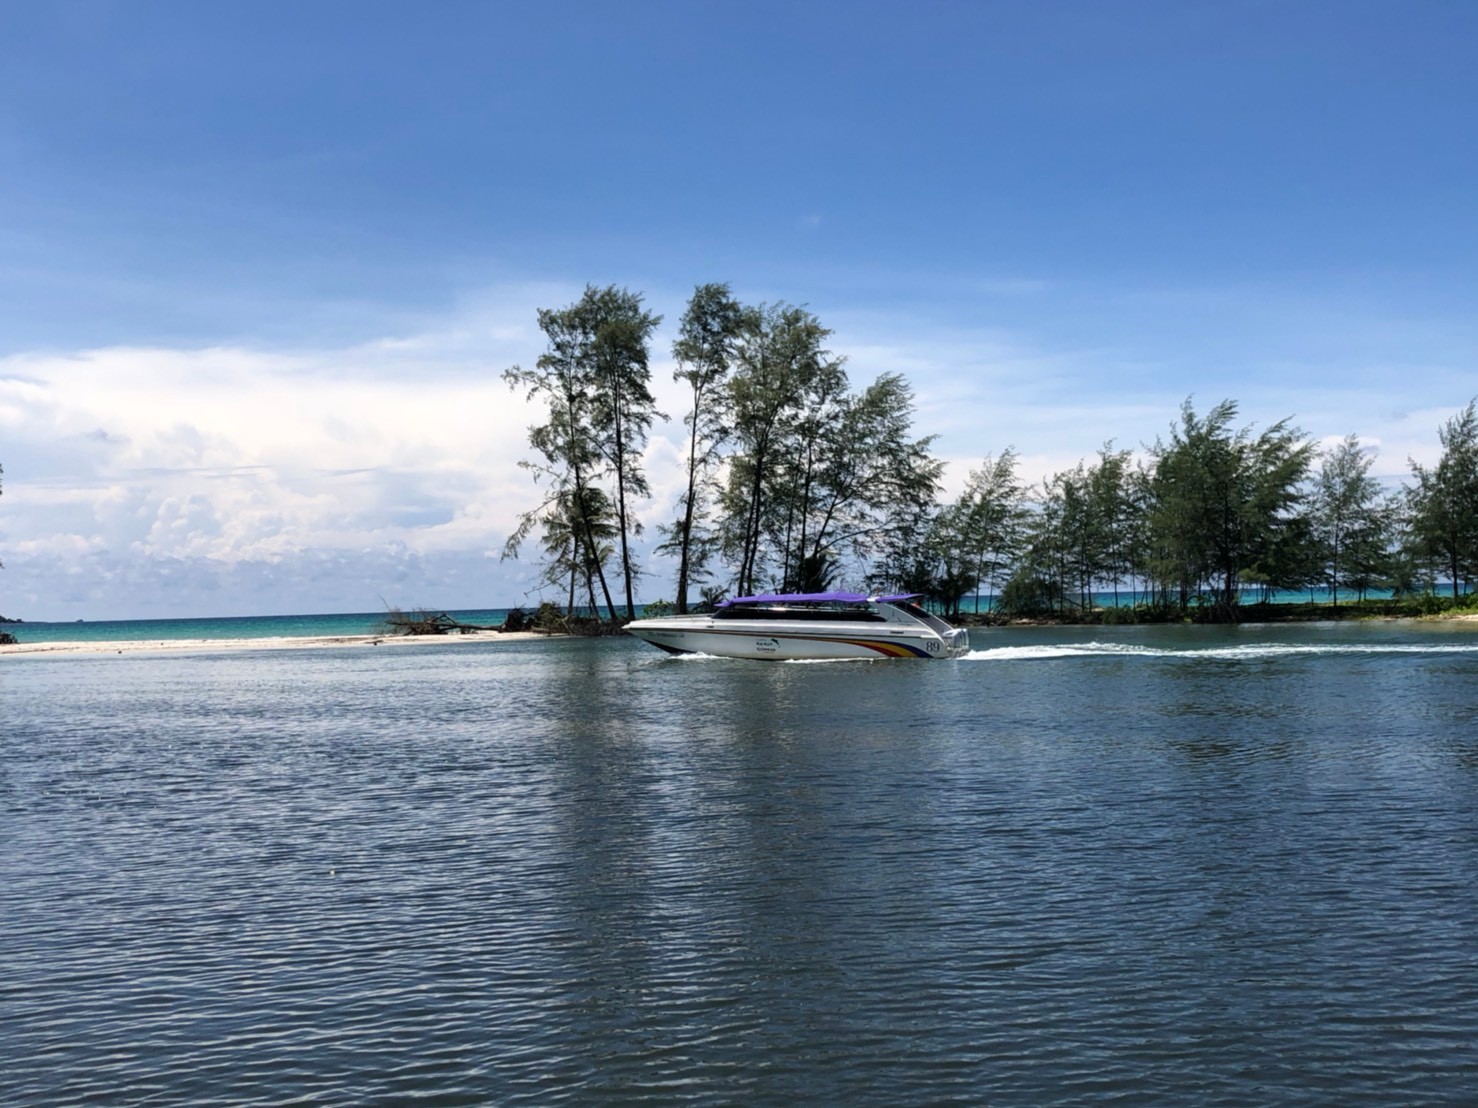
xmin=0 ymin=630 xmax=564 ymax=658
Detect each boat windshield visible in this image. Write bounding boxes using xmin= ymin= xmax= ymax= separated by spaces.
xmin=892 ymin=601 xmax=956 ymax=634
xmin=714 ymin=601 xmax=886 ymax=623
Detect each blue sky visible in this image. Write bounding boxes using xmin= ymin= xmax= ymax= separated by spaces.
xmin=2 ymin=1 xmax=1476 ymax=619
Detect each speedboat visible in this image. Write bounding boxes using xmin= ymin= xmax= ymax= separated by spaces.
xmin=625 ymin=592 xmax=971 ymax=660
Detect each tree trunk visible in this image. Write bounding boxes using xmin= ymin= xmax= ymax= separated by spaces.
xmin=573 ymin=472 xmax=618 ymax=622
xmin=675 ymin=413 xmax=702 ymax=614
xmin=740 ymin=454 xmax=767 ymax=597
xmin=583 ymin=562 xmax=598 ymax=617
xmin=610 ymin=385 xmax=637 ymax=620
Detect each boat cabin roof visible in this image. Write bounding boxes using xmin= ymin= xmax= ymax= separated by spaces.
xmin=718 ymin=591 xmax=920 ymax=608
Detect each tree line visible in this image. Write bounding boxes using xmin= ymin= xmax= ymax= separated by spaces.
xmin=912 ymin=401 xmax=1477 ymax=620
xmin=503 ymin=283 xmax=1478 ymax=622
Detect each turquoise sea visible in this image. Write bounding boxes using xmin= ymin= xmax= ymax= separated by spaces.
xmin=1 ymin=609 xmax=516 ymax=644
xmin=6 ymin=620 xmax=1478 ymax=1103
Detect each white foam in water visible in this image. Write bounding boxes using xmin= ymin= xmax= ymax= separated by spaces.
xmin=656 ymin=651 xmax=894 ymax=664
xmin=962 ymin=641 xmax=1478 ymax=662
xmin=656 ymin=641 xmax=1478 ymax=664
xmin=960 ymin=644 xmax=1146 ymax=662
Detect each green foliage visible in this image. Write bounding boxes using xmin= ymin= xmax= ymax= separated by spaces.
xmin=532 ymin=601 xmax=567 ymax=631
xmin=1312 ymin=434 xmax=1392 ymax=605
xmin=715 ymin=304 xmax=941 ymax=598
xmin=998 ymin=570 xmax=1063 ymax=618
xmin=664 ymin=283 xmax=746 ymax=613
xmin=1407 ymin=591 xmax=1451 ymax=617
xmin=1094 ymin=603 xmax=1143 ymax=625
xmin=1140 ymin=399 xmax=1315 ymax=615
xmin=640 ymin=598 xmax=676 ymax=618
xmin=1407 ymin=399 xmax=1478 ymax=599
xmin=503 ymin=285 xmax=661 ymax=622
xmin=719 ymin=302 xmax=843 ymax=595
xmin=1011 ymin=444 xmax=1137 ymax=617
xmin=869 ymin=441 xmax=1023 ymax=616
xmin=955 ymin=449 xmax=1030 ymax=614
xmin=791 ymin=551 xmax=841 ymax=593
xmin=535 ymin=485 xmax=618 ymax=618
xmin=586 ymin=286 xmax=664 ymax=618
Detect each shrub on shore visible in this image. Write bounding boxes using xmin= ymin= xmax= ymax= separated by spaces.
xmin=514 ymin=601 xmax=628 ymax=636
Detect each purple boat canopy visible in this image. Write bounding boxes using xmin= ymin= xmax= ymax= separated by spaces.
xmin=718 ymin=592 xmax=922 ymax=607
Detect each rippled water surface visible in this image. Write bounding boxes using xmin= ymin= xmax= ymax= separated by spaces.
xmin=6 ymin=623 xmax=1478 ymax=1104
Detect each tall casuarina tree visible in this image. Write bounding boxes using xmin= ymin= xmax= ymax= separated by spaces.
xmin=504 ymin=286 xmax=661 ymax=622
xmin=957 ymin=449 xmax=1028 ymax=614
xmin=720 ymin=303 xmax=836 ymax=597
xmin=538 ymin=485 xmax=619 ymax=617
xmin=1312 ymin=434 xmax=1386 ymax=607
xmin=502 ymin=294 xmax=617 ymax=621
xmin=582 ymin=286 xmax=663 ymax=619
xmin=1145 ymin=399 xmax=1314 ymax=615
xmin=1408 ymin=399 xmax=1478 ymax=598
xmin=774 ymin=372 xmax=941 ymax=592
xmin=666 ymin=283 xmax=746 ymax=613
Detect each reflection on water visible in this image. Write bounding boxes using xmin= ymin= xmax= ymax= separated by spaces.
xmin=5 ymin=624 xmax=1478 ymax=1103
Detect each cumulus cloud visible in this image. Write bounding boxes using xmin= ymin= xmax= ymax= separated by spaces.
xmin=0 ymin=286 xmax=581 ymax=617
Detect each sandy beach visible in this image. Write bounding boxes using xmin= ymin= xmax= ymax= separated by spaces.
xmin=0 ymin=629 xmax=562 ymax=658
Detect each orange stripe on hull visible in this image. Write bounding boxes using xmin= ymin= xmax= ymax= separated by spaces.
xmin=836 ymin=638 xmax=931 ymax=658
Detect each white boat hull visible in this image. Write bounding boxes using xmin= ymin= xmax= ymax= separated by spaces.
xmin=626 ymin=618 xmax=969 ymax=661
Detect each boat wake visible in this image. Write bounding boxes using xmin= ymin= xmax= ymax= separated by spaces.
xmin=658 ymin=652 xmax=864 ymax=665
xmin=649 ymin=640 xmax=1478 ymax=665
xmin=961 ymin=641 xmax=1478 ymax=663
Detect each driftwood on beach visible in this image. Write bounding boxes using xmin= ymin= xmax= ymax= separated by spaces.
xmin=377 ymin=605 xmax=576 ymax=637
xmin=379 ymin=608 xmax=503 ymax=636
xmin=377 ymin=601 xmax=627 ymax=638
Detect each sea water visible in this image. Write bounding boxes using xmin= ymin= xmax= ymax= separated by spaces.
xmin=0 ymin=609 xmax=516 ymax=644
xmin=5 ymin=622 xmax=1478 ymax=1103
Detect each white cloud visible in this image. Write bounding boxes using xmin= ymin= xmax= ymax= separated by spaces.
xmin=0 ymin=286 xmax=581 ymax=617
